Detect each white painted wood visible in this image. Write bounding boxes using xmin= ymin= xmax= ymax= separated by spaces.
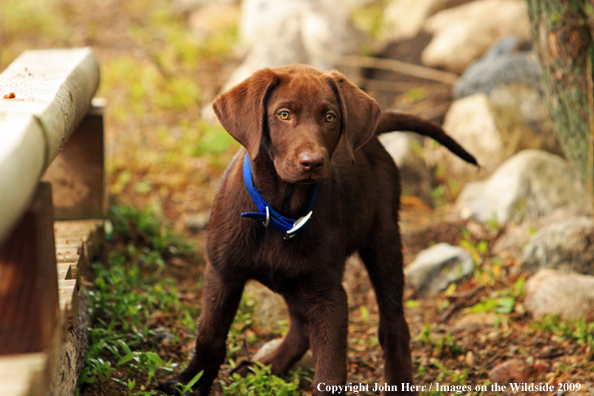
xmin=0 ymin=47 xmax=100 ymax=243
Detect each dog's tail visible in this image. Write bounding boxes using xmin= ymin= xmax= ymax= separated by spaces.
xmin=376 ymin=111 xmax=478 ymax=166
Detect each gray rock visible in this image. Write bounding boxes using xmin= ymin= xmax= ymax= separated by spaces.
xmin=404 ymin=243 xmax=474 ymax=296
xmin=525 ymin=269 xmax=594 ymax=320
xmin=521 ymin=217 xmax=594 ymax=275
xmin=379 ymin=132 xmax=433 ymax=206
xmin=492 ymin=209 xmax=586 ymax=259
xmin=454 ymin=36 xmax=542 ymax=99
xmin=456 ymin=150 xmax=591 ymax=224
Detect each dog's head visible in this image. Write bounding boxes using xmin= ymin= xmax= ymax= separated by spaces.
xmin=213 ymin=64 xmax=381 ymax=183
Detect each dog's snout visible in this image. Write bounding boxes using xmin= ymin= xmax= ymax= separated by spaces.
xmin=299 ymin=152 xmax=324 ymax=171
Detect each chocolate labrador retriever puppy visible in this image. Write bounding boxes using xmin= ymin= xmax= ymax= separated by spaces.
xmin=159 ymin=64 xmax=477 ymax=396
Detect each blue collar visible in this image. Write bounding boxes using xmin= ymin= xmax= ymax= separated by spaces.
xmin=241 ymin=153 xmax=321 ymax=238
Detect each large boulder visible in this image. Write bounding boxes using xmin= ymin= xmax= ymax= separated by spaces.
xmin=382 ymin=0 xmax=449 ymax=41
xmin=421 ymin=0 xmax=530 ymax=73
xmin=425 ymin=93 xmax=504 ymax=183
xmin=202 ymin=0 xmax=367 ymax=120
xmin=456 ymin=150 xmax=591 ymax=225
xmin=491 ymin=209 xmax=580 ymax=259
xmin=424 ymin=90 xmax=560 ymax=184
xmin=226 ymin=0 xmax=365 ymax=91
xmin=404 ymin=242 xmax=474 ymax=296
xmin=525 ymin=269 xmax=594 ymax=320
xmin=379 ymin=132 xmax=433 ymax=206
xmin=521 ymin=217 xmax=594 ymax=275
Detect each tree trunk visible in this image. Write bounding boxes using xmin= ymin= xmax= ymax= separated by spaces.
xmin=526 ymin=0 xmax=594 ymax=207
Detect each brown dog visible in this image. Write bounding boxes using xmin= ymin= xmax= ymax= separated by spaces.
xmin=159 ymin=64 xmax=476 ymax=396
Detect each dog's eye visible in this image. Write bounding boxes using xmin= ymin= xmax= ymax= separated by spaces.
xmin=325 ymin=113 xmax=336 ymax=123
xmin=279 ymin=111 xmax=290 ymax=120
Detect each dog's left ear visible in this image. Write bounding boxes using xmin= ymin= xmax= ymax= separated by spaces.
xmin=327 ymin=70 xmax=381 ymax=164
xmin=212 ymin=68 xmax=281 ymax=161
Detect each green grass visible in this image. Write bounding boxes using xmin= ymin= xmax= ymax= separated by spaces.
xmin=79 ymin=204 xmax=199 ymax=395
xmin=531 ymin=315 xmax=594 ymax=351
xmin=222 ymin=363 xmax=308 ymax=396
xmin=79 ymin=204 xmax=310 ymax=395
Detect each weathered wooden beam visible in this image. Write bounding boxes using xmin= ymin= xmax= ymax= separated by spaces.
xmin=0 ymin=47 xmax=100 ymax=243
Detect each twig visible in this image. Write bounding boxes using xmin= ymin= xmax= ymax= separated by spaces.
xmin=359 ymin=78 xmax=419 ymax=93
xmin=340 ymin=55 xmax=459 ymax=85
xmin=415 ymin=101 xmax=452 ymax=121
xmin=586 ymin=57 xmax=594 ymax=210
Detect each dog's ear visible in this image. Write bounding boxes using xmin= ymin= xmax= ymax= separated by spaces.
xmin=213 ymin=68 xmax=280 ymax=160
xmin=327 ymin=70 xmax=381 ymax=164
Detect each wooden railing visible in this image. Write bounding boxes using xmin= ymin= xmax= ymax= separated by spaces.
xmin=0 ymin=48 xmax=105 ymax=396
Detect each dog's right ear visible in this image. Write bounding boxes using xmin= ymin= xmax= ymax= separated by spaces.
xmin=212 ymin=68 xmax=280 ymax=161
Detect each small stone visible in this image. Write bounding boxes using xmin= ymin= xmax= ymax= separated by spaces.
xmin=465 ymin=351 xmax=474 ymax=367
xmin=252 ymin=338 xmax=314 ymax=371
xmin=453 ymin=312 xmax=498 ymax=331
xmin=184 ymin=210 xmax=211 ymax=231
xmin=488 ymin=359 xmax=533 ymax=383
xmin=404 ymin=243 xmax=474 ymax=296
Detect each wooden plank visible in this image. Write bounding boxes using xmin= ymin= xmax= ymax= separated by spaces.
xmin=0 ymin=182 xmax=58 ymax=355
xmin=0 ymin=216 xmax=102 ymax=396
xmin=0 ymin=47 xmax=100 ymax=244
xmin=59 ymin=279 xmax=78 ymax=331
xmin=0 ymin=353 xmax=48 ymax=396
xmin=57 ymin=263 xmax=73 ymax=280
xmin=50 ymin=219 xmax=102 ymax=396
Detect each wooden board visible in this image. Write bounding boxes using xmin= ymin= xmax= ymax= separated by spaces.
xmin=0 ymin=215 xmax=103 ymax=396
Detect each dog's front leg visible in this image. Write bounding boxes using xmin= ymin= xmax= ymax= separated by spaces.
xmin=158 ymin=263 xmax=244 ymax=396
xmin=305 ymin=282 xmax=349 ymax=396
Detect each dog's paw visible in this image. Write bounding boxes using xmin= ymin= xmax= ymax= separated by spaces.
xmin=156 ymin=377 xmax=202 ymax=396
xmin=228 ymin=359 xmax=255 ymax=377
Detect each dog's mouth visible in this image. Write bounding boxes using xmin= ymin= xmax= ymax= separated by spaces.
xmin=278 ymin=169 xmax=329 ymax=184
xmin=296 ymin=176 xmax=319 ymax=184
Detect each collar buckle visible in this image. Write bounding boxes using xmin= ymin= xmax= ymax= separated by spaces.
xmin=263 ymin=206 xmax=270 ymax=228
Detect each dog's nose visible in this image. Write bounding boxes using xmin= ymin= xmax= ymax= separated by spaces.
xmin=299 ymin=152 xmax=324 ymax=172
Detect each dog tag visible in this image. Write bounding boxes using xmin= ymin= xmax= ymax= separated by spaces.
xmin=285 ymin=210 xmax=313 ymax=238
